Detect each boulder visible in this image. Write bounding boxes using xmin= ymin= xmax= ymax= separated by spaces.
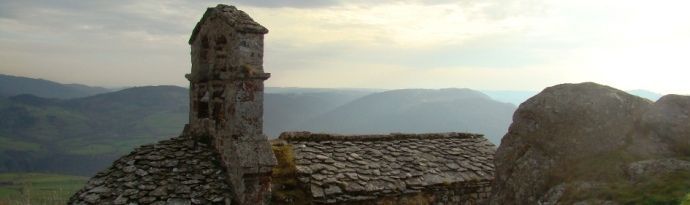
xmin=638 ymin=94 xmax=690 ymax=154
xmin=490 ymin=82 xmax=690 ymax=204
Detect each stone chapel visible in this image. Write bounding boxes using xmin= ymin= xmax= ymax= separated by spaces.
xmin=69 ymin=4 xmax=495 ymax=205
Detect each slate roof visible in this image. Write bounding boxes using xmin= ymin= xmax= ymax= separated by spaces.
xmin=279 ymin=132 xmax=496 ymax=203
xmin=189 ymin=4 xmax=268 ymax=44
xmin=68 ymin=136 xmax=232 ymax=205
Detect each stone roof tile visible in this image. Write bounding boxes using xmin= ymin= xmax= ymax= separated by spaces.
xmin=68 ymin=136 xmax=232 ymax=205
xmin=279 ymin=132 xmax=496 ymax=203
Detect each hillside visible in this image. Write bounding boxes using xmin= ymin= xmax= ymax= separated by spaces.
xmin=0 ymin=172 xmax=87 ymax=205
xmin=0 ymin=77 xmax=663 ymax=177
xmin=0 ymin=86 xmax=376 ymax=175
xmin=263 ymin=90 xmax=373 ymax=137
xmin=0 ymin=85 xmax=370 ymax=175
xmin=0 ymin=86 xmax=189 ymax=175
xmin=0 ymin=78 xmax=517 ymax=175
xmin=0 ymin=74 xmax=111 ymax=99
xmin=298 ymin=88 xmax=516 ymax=143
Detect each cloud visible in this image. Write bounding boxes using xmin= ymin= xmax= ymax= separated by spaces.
xmin=0 ymin=0 xmax=576 ymax=88
xmin=0 ymin=0 xmax=205 ymax=86
xmin=0 ymin=0 xmax=689 ymax=94
xmin=0 ymin=0 xmax=197 ymax=37
xmin=266 ymin=35 xmax=549 ymax=71
xmin=231 ymin=0 xmax=340 ymax=8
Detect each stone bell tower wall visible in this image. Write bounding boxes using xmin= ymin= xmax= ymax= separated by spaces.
xmin=186 ymin=4 xmax=276 ymax=205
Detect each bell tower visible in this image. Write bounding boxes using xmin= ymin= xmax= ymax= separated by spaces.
xmin=186 ymin=4 xmax=276 ymax=204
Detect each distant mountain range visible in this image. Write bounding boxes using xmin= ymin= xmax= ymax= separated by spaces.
xmin=481 ymin=90 xmax=539 ymax=106
xmin=293 ymin=89 xmax=516 ymax=143
xmin=0 ymin=75 xmax=665 ymax=176
xmin=0 ymin=74 xmax=112 ymax=99
xmin=264 ymin=90 xmax=373 ymax=137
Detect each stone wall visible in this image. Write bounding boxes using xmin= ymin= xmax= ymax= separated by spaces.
xmin=186 ymin=4 xmax=276 ymax=205
xmin=371 ymin=181 xmax=492 ymax=205
xmin=308 ymin=181 xmax=492 ymax=205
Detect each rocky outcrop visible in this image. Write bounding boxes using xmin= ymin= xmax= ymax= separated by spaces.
xmin=626 ymin=158 xmax=690 ymax=182
xmin=637 ymin=94 xmax=690 ymax=155
xmin=490 ymin=82 xmax=690 ymax=204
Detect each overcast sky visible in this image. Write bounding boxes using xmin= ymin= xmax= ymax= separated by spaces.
xmin=1 ymin=0 xmax=689 ymax=94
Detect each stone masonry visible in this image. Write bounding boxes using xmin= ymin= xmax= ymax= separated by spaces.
xmin=272 ymin=132 xmax=495 ymax=204
xmin=185 ymin=4 xmax=276 ymax=205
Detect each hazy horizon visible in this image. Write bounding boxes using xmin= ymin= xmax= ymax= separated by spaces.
xmin=1 ymin=73 xmax=674 ymax=98
xmin=1 ymin=0 xmax=689 ymax=95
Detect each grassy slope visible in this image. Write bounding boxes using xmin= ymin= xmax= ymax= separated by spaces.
xmin=553 ymin=147 xmax=690 ymax=204
xmin=0 ymin=86 xmax=188 ymax=175
xmin=613 ymin=171 xmax=690 ymax=204
xmin=0 ymin=102 xmax=138 ymax=162
xmin=0 ymin=173 xmax=87 ymax=205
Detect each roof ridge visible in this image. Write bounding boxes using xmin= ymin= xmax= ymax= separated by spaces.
xmin=278 ymin=131 xmax=485 ymax=142
xmin=188 ymin=4 xmax=268 ymax=44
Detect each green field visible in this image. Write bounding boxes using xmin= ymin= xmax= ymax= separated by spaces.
xmin=0 ymin=173 xmax=87 ymax=205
